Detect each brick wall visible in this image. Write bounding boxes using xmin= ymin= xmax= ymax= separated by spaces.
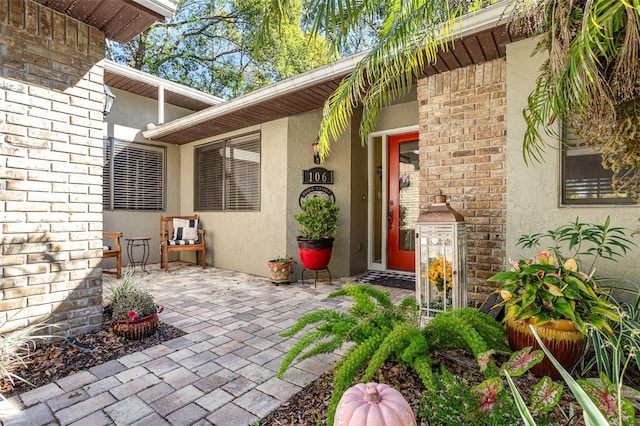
xmin=417 ymin=58 xmax=507 ymax=307
xmin=0 ymin=0 xmax=106 ymax=336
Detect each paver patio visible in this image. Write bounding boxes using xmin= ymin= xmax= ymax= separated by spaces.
xmin=1 ymin=262 xmax=412 ymax=426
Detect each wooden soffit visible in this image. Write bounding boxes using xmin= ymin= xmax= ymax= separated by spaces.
xmin=32 ymin=0 xmax=170 ymax=43
xmin=148 ymin=24 xmax=526 ymax=145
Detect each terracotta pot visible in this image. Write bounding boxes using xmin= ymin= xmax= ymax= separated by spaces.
xmin=505 ymin=317 xmax=586 ymax=379
xmin=297 ymin=237 xmax=334 ymax=270
xmin=113 ymin=311 xmax=159 ymax=340
xmin=268 ymin=260 xmax=292 ymax=284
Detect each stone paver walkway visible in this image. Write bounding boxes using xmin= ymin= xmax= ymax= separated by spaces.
xmin=1 ymin=263 xmax=412 ymax=426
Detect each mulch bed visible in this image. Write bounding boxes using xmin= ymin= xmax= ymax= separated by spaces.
xmin=260 ymin=349 xmax=586 ymax=425
xmin=4 ymin=312 xmax=185 ymax=398
xmin=4 ymin=315 xmax=625 ymax=425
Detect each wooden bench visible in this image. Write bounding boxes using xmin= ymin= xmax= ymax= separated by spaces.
xmin=159 ymin=215 xmax=206 ymax=272
xmin=102 ymin=232 xmax=123 ymax=278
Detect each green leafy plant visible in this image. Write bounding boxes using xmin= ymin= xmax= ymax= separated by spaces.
xmin=506 ymin=324 xmax=614 ymax=426
xmin=270 ymin=255 xmax=293 ymax=264
xmin=508 ymin=324 xmax=640 ymax=425
xmin=578 ymin=283 xmax=640 ymax=418
xmin=425 ymin=307 xmax=510 ymax=378
xmin=420 ymin=346 xmax=561 ymax=425
xmin=583 ymin=284 xmax=640 ymax=378
xmin=515 ymin=216 xmax=634 ymax=275
xmin=509 ymin=1 xmax=640 ymax=199
xmin=419 ymin=368 xmax=523 ymax=425
xmin=578 ymin=373 xmax=638 ymax=426
xmin=106 ymin=269 xmax=160 ymax=321
xmin=276 ymin=284 xmax=508 ymax=425
xmin=489 ymin=217 xmax=634 ymax=334
xmin=294 ymin=198 xmax=339 ymax=240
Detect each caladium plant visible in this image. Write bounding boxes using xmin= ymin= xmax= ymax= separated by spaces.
xmin=472 ymin=346 xmax=563 ymax=418
xmin=578 ymin=373 xmax=637 ymax=426
xmin=500 ymin=346 xmax=545 ymax=377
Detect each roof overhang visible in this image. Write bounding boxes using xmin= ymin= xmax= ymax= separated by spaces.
xmin=104 ymin=60 xmax=224 ymax=111
xmin=32 ymin=0 xmax=179 ymax=43
xmin=143 ymin=2 xmax=525 ymax=145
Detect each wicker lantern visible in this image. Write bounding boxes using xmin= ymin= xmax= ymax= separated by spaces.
xmin=415 ymin=194 xmax=467 ymax=322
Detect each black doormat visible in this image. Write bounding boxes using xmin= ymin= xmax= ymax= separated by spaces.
xmin=354 ymin=271 xmax=415 ymax=291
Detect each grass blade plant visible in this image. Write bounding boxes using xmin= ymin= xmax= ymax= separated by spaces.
xmin=1 ymin=320 xmax=54 ymax=418
xmin=504 ymin=371 xmax=536 ymax=426
xmin=530 ymin=324 xmax=610 ymax=426
xmin=580 ymin=281 xmax=640 ymax=388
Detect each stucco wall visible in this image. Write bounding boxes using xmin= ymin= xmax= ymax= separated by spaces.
xmin=375 ymin=88 xmax=418 ymax=132
xmin=506 ymin=37 xmax=640 ymax=281
xmin=180 ymin=122 xmax=289 ymax=277
xmin=286 ymin=110 xmax=356 ymax=279
xmin=102 ymin=89 xmax=191 ymax=267
xmin=176 ymin=107 xmax=364 ymax=279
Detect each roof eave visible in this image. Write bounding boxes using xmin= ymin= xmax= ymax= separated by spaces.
xmin=104 ymin=60 xmax=224 ymax=106
xmin=142 ymin=1 xmax=510 ymax=141
xmin=132 ymin=0 xmax=178 ymax=18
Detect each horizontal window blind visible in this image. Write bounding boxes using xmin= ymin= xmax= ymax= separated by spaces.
xmin=195 ymin=142 xmax=223 ymax=210
xmin=562 ymin=125 xmax=634 ymax=205
xmin=103 ymin=138 xmax=166 ymax=211
xmin=195 ymin=132 xmax=261 ymax=211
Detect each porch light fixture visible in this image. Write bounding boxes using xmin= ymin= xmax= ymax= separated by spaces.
xmin=415 ymin=193 xmax=467 ymax=325
xmin=103 ymin=84 xmax=116 ymax=117
xmin=312 ymin=137 xmax=321 ymax=164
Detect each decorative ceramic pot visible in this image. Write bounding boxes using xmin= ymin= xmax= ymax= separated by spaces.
xmin=113 ymin=311 xmax=159 ymax=340
xmin=267 ymin=260 xmax=292 ymax=284
xmin=505 ymin=317 xmax=586 ymax=379
xmin=297 ymin=237 xmax=334 ymax=270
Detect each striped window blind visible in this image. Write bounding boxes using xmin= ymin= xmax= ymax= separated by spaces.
xmin=103 ymin=138 xmax=166 ymax=211
xmin=561 ymin=124 xmax=634 ymax=205
xmin=195 ymin=132 xmax=261 ymax=211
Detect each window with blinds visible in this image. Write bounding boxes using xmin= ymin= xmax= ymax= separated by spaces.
xmin=561 ymin=124 xmax=634 ymax=205
xmin=195 ymin=132 xmax=261 ymax=211
xmin=103 ymin=138 xmax=166 ymax=211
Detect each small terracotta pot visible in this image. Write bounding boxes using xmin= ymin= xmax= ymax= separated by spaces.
xmin=113 ymin=311 xmax=159 ymax=340
xmin=268 ymin=260 xmax=292 ymax=283
xmin=505 ymin=317 xmax=586 ymax=379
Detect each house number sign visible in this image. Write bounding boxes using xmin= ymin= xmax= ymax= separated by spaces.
xmin=303 ymin=167 xmax=334 ymax=184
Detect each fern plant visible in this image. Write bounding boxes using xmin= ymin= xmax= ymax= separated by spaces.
xmin=425 ymin=308 xmax=511 ymax=378
xmin=276 ymin=284 xmax=509 ymax=425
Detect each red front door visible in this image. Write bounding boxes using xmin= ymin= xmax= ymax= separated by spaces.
xmin=387 ymin=132 xmax=419 ymax=271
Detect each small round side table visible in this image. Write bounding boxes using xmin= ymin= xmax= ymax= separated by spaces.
xmin=125 ymin=237 xmax=151 ymax=273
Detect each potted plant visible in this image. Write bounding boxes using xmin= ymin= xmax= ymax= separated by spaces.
xmin=488 ymin=216 xmax=633 ymax=378
xmin=295 ymin=198 xmax=339 ymax=270
xmin=267 ymin=255 xmax=293 ymax=285
xmin=105 ymin=270 xmax=163 ymax=340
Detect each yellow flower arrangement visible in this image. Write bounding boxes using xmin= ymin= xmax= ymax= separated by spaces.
xmin=428 ymin=257 xmax=453 ymax=292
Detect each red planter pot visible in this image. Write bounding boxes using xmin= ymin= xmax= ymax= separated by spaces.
xmin=297 ymin=237 xmax=334 ymax=270
xmin=505 ymin=317 xmax=586 ymax=380
xmin=113 ymin=311 xmax=159 ymax=340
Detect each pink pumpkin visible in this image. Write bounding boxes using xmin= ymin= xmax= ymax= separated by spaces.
xmin=334 ymin=382 xmax=416 ymax=426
